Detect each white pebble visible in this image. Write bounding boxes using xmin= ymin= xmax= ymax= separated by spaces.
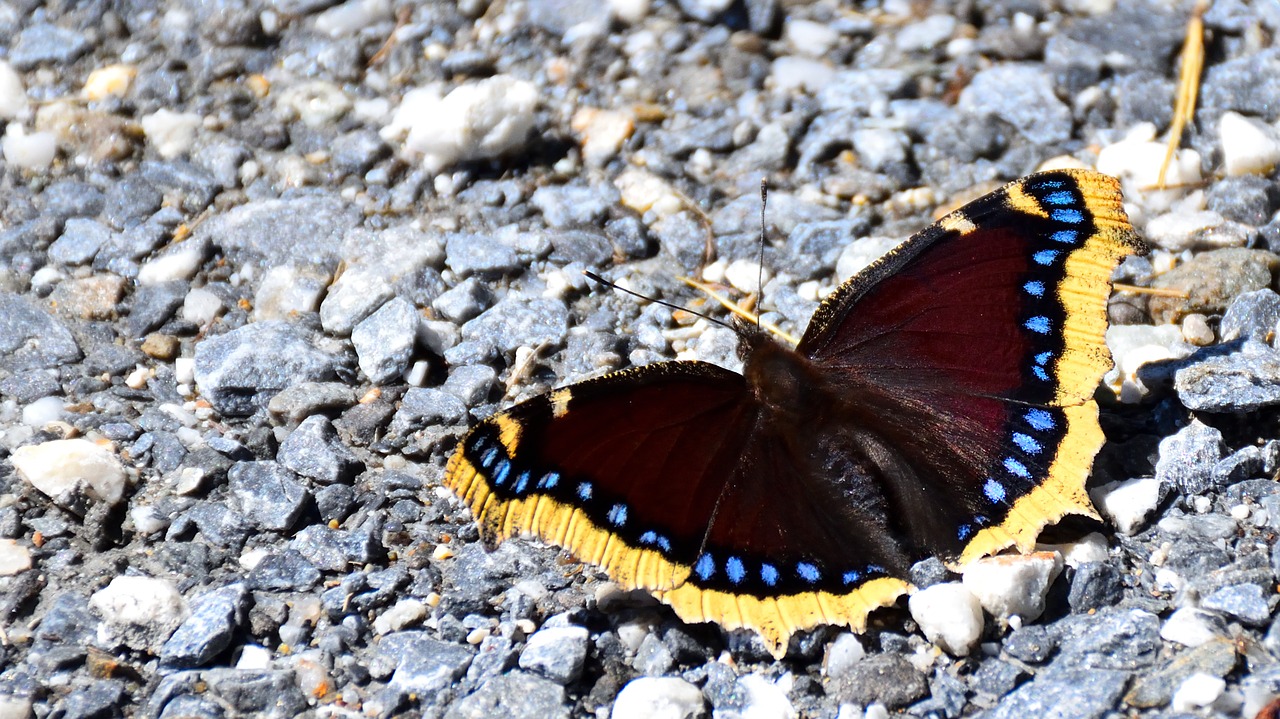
xmin=770 ymin=56 xmax=836 ymax=94
xmin=1090 ymin=477 xmax=1161 ymax=535
xmin=174 ymin=357 xmax=196 ymax=385
xmin=570 ymin=107 xmax=634 ymax=167
xmin=138 ymin=243 xmax=205 ymax=285
xmin=130 ymin=505 xmax=169 ymax=535
xmin=125 ymin=365 xmax=150 ymax=389
xmin=382 ymin=76 xmax=538 ymax=174
xmin=253 ymin=265 xmax=328 ymax=320
xmin=372 ymin=599 xmax=427 ymax=635
xmin=725 ymin=259 xmax=770 ymax=294
xmin=83 ymin=64 xmax=136 ymax=102
xmin=314 ymin=0 xmax=392 ymax=37
xmin=907 ymin=582 xmax=984 ymax=656
xmin=11 ymin=438 xmax=128 ymax=506
xmin=612 ymin=676 xmax=707 ymax=719
xmin=784 ymin=19 xmax=840 ymax=56
xmin=182 ymin=287 xmax=223 ymax=325
xmin=1230 ymin=504 xmax=1252 ymax=520
xmin=1172 ymin=673 xmax=1226 ymax=711
xmin=1096 ymin=123 xmax=1201 ymax=210
xmin=1144 ymin=210 xmax=1230 ymax=252
xmin=616 ymin=167 xmax=684 ymax=219
xmin=276 ymin=80 xmax=352 ymax=128
xmin=1219 ymin=111 xmax=1280 ymax=176
xmin=0 ymin=539 xmax=32 ymax=576
xmin=961 ymin=551 xmax=1063 ymax=623
xmin=608 ymin=0 xmax=649 ymax=23
xmin=1 ymin=124 xmax=56 ymax=170
xmin=864 ymin=704 xmax=890 ymax=719
xmin=21 ymin=396 xmax=64 ymax=427
xmin=836 ymin=237 xmax=902 ymax=282
xmin=90 ymin=575 xmax=187 ymax=627
xmin=823 ymin=633 xmax=866 ymax=679
xmin=1038 ymin=532 xmax=1109 ymax=567
xmin=1104 ymin=323 xmax=1190 ymax=399
xmin=0 ymin=60 xmax=28 ymax=119
xmin=738 ymin=674 xmax=797 ymax=719
xmin=1161 ymin=607 xmax=1223 ymax=647
xmin=615 ymin=617 xmax=658 ymax=652
xmin=236 ymin=644 xmax=272 ymax=669
xmin=140 ymin=109 xmax=201 ymax=159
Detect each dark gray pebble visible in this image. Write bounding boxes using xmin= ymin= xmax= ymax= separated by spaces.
xmin=378 ymin=631 xmax=474 ymax=696
xmin=445 ymin=669 xmax=569 ymax=719
xmin=228 ymin=461 xmax=309 ymax=531
xmin=445 ymin=233 xmax=522 ymax=276
xmin=518 ymin=625 xmax=589 ymax=684
xmin=126 ymin=281 xmax=189 ymax=337
xmin=247 ymin=549 xmax=321 ymax=592
xmin=832 ymin=654 xmax=928 ymax=709
xmin=52 ymin=680 xmax=127 ymax=719
xmin=1202 ymin=583 xmax=1272 ymax=626
xmin=1123 ymin=638 xmax=1237 ymax=708
xmin=352 ymin=297 xmax=419 ymax=385
xmin=48 ymin=218 xmax=112 ymax=266
xmin=193 ymin=321 xmax=342 ymax=416
xmin=1219 ymin=288 xmax=1280 ymax=342
xmin=442 ymin=365 xmax=497 ymax=406
xmin=266 ymin=381 xmax=358 ymax=424
xmin=432 ymin=278 xmax=493 ymax=324
xmin=986 ymin=668 xmax=1129 ymax=719
xmin=1068 ymin=561 xmax=1125 ymax=614
xmin=0 ymin=293 xmax=82 ymax=371
xmin=1155 ymin=421 xmax=1225 ymax=495
xmin=278 ymin=415 xmax=362 ymax=485
xmin=9 ymin=22 xmax=92 ymax=69
xmin=1176 ymin=340 xmax=1280 ymax=412
xmin=530 ymin=183 xmax=619 ymax=229
xmin=1052 ymin=607 xmax=1160 ymax=672
xmin=160 ymin=583 xmax=249 ymax=669
xmin=291 ymin=524 xmax=380 ymax=572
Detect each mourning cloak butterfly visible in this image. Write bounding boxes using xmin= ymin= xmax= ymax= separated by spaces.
xmin=445 ymin=169 xmax=1146 ymax=657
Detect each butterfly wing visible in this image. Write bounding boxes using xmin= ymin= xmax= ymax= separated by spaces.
xmin=794 ymin=169 xmax=1145 ymax=564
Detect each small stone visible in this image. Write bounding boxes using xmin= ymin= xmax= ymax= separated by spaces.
xmin=277 ymin=415 xmax=362 ymax=485
xmin=611 ymin=677 xmax=707 ymax=719
xmin=379 ymin=631 xmax=474 ymax=695
xmin=907 ymin=582 xmax=984 ymax=656
xmin=193 ymin=321 xmax=341 ymax=416
xmin=1155 ymin=420 xmax=1226 ymax=495
xmin=1176 ymin=339 xmax=1280 ymax=412
xmin=432 ymin=277 xmax=492 ymax=324
xmin=267 ymin=382 xmax=358 ymax=424
xmin=0 ymin=539 xmax=33 ymax=576
xmin=140 ymin=333 xmax=180 ymax=360
xmin=1201 ymin=583 xmax=1271 ymax=626
xmin=127 ymin=281 xmax=188 ymax=337
xmin=1172 ymin=673 xmax=1227 ymax=712
xmin=1053 ymin=607 xmax=1160 ymax=671
xmin=140 ymin=109 xmax=201 ymax=159
xmin=182 ymin=287 xmax=223 ymax=325
xmin=1 ymin=125 xmax=56 ymax=170
xmin=1090 ymin=477 xmax=1162 ymax=535
xmin=382 ymin=76 xmax=539 ymax=174
xmin=958 ymin=64 xmax=1072 ymax=145
xmin=228 ymin=461 xmax=309 ymax=531
xmin=985 ymin=669 xmax=1128 ymax=719
xmin=823 ymin=633 xmax=867 ymax=680
xmin=1181 ymin=313 xmax=1216 ymax=346
xmin=352 ymin=297 xmax=420 ymax=384
xmin=1096 ymin=124 xmax=1203 ymax=210
xmin=0 ymin=293 xmax=82 ymax=371
xmin=1220 ymin=111 xmax=1280 ymax=176
xmin=1125 ymin=638 xmax=1237 ymax=708
xmin=461 ymin=296 xmax=570 ymax=355
xmin=736 ymin=675 xmax=796 ymax=719
xmin=1220 ymin=288 xmax=1280 ymax=342
xmin=1067 ymin=561 xmax=1124 ymax=613
xmin=1144 ymin=210 xmax=1237 ymax=253
xmin=570 ymin=107 xmax=635 ymax=167
xmin=962 ymin=552 xmax=1063 ymax=624
xmin=373 ymin=599 xmax=428 ymax=635
xmin=10 ymin=23 xmax=91 ymax=69
xmin=11 ymin=438 xmax=129 ymax=509
xmin=445 ymin=670 xmax=570 ymax=719
xmin=90 ymin=575 xmax=188 ymax=651
xmin=445 ymin=233 xmax=522 ymax=276
xmin=0 ymin=59 xmax=26 ymax=119
xmin=442 ymin=365 xmax=497 ymax=406
xmin=252 ymin=264 xmax=331 ymax=320
xmin=160 ymin=583 xmax=249 ymax=669
xmin=49 ymin=218 xmax=112 ymax=266
xmin=519 ymin=625 xmax=589 ymax=684
xmin=246 ymin=549 xmax=321 ymax=591
xmin=832 ymin=654 xmax=929 ymax=709
xmin=1149 ymin=248 xmax=1280 ymax=325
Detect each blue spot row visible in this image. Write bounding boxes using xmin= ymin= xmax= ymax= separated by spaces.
xmin=1004 ymin=457 xmax=1030 ymax=478
xmin=638 ymin=530 xmax=672 ymax=553
xmin=607 ymin=503 xmax=628 ymax=526
xmin=577 ymin=481 xmax=593 ymax=500
xmin=1051 ymin=230 xmax=1077 ymax=244
xmin=1012 ymin=432 xmax=1042 ymax=454
xmin=1043 ymin=190 xmax=1074 ymax=206
xmin=1025 ymin=409 xmax=1055 ymax=432
xmin=1024 ymin=316 xmax=1051 ymax=334
xmin=1033 ymin=250 xmax=1059 ymax=266
xmin=1023 ymin=280 xmax=1045 ymax=297
xmin=689 ymin=553 xmax=859 ymax=588
xmin=984 ymin=478 xmax=1007 ymax=503
xmin=1052 ymin=208 xmax=1084 ymax=224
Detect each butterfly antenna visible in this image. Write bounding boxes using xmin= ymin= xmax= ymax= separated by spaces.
xmin=758 ymin=178 xmax=768 ymax=329
xmin=583 ymin=271 xmax=737 ymax=332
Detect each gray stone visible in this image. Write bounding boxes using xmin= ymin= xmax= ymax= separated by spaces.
xmin=9 ymin=23 xmax=92 ymax=69
xmin=0 ymin=293 xmax=82 ymax=371
xmin=1053 ymin=607 xmax=1160 ymax=672
xmin=817 ymin=69 xmax=910 ymax=114
xmin=446 ymin=233 xmax=522 ymax=276
xmin=519 ymin=625 xmax=589 ymax=684
xmin=442 ymin=365 xmax=497 ymax=405
xmin=127 ymin=281 xmax=189 ymax=337
xmin=161 ymin=583 xmax=249 ymax=669
xmin=379 ymin=631 xmax=474 ymax=695
xmin=530 ymin=183 xmax=619 ymax=228
xmin=51 ymin=681 xmax=127 ymax=719
xmin=1202 ymin=583 xmax=1272 ymax=625
xmin=0 ymin=370 xmax=61 ymax=404
xmin=228 ymin=461 xmax=309 ymax=531
xmin=969 ymin=658 xmax=1026 ymax=699
xmin=1068 ymin=561 xmax=1125 ymax=614
xmin=42 ymin=180 xmax=106 ymax=220
xmin=278 ymin=415 xmax=362 ymax=484
xmin=446 ymin=670 xmax=570 ymax=719
xmin=1176 ymin=339 xmax=1280 ymax=412
xmin=462 ymin=634 xmax=518 ymax=691
xmin=832 ymin=654 xmax=928 ymax=709
xmin=462 ymin=296 xmax=570 ymax=355
xmin=547 ymin=229 xmax=613 ymax=267
xmin=193 ymin=321 xmax=342 ymax=416
xmin=49 ymin=218 xmax=113 ymax=266
xmin=1213 ymin=444 xmax=1272 ymax=488
xmin=433 ymin=277 xmax=493 ymax=324
xmin=1220 ymin=288 xmax=1280 ymax=342
xmin=986 ymin=669 xmax=1128 ymax=719
xmin=351 ymin=297 xmax=419 ymax=384
xmin=1154 ymin=420 xmax=1225 ymax=495
xmin=1149 ymin=248 xmax=1280 ymax=324
xmin=958 ymin=64 xmax=1073 ymax=145
xmin=330 ymin=129 xmax=387 ymax=174
xmin=170 ymin=502 xmax=251 ymax=549
xmin=291 ymin=524 xmax=380 ymax=571
xmin=266 ymin=382 xmax=358 ymax=424
xmin=201 ymin=669 xmax=308 ymax=717
xmin=196 ymin=196 xmax=360 ymax=267
xmin=246 ymin=549 xmax=322 ymax=591
xmin=1124 ymin=638 xmax=1238 ymax=708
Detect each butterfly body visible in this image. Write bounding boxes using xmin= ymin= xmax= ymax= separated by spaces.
xmin=444 ymin=170 xmax=1146 ymax=657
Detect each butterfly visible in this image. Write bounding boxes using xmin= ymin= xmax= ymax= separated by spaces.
xmin=444 ymin=170 xmax=1146 ymax=658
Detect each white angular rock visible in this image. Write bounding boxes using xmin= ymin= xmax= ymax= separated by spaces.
xmin=0 ymin=60 xmax=28 ymax=119
xmin=962 ymin=551 xmax=1063 ymax=623
xmin=11 ymin=438 xmax=128 ymax=507
xmin=1090 ymin=477 xmax=1162 ymax=535
xmin=612 ymin=676 xmax=707 ymax=719
xmin=823 ymin=632 xmax=867 ymax=679
xmin=90 ymin=575 xmax=188 ymax=650
xmin=1219 ymin=111 xmax=1280 ymax=176
xmin=739 ymin=674 xmax=798 ymax=719
xmin=140 ymin=109 xmax=201 ymax=159
xmin=1161 ymin=607 xmax=1225 ymax=647
xmin=0 ymin=540 xmax=32 ymax=576
xmin=1172 ymin=673 xmax=1226 ymax=712
xmin=1 ymin=124 xmax=56 ymax=170
xmin=907 ymin=582 xmax=984 ymax=656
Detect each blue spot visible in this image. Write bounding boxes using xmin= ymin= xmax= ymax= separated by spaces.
xmin=984 ymin=478 xmax=1007 ymax=503
xmin=958 ymin=524 xmax=973 ymax=540
xmin=539 ymin=472 xmax=560 ymax=489
xmin=1032 ymin=366 xmax=1050 ymax=381
xmin=1023 ymin=280 xmax=1045 ymax=297
xmin=1035 ymin=351 xmax=1052 ymax=366
xmin=577 ymin=482 xmax=593 ymax=500
xmin=1034 ymin=250 xmax=1059 ymax=266
xmin=1004 ymin=457 xmax=1031 ymax=478
xmin=639 ymin=530 xmax=657 ymax=545
xmin=796 ymin=562 xmax=821 ymax=583
xmin=1052 ymin=208 xmax=1084 ymax=224
xmin=656 ymin=536 xmax=671 ymax=552
xmin=867 ymin=565 xmax=886 ymax=574
xmin=1051 ymin=230 xmax=1078 ymax=244
xmin=1043 ymin=190 xmax=1074 ymax=206
xmin=471 ymin=436 xmax=487 ymax=453
xmin=492 ymin=460 xmax=511 ymax=486
xmin=726 ymin=557 xmax=745 ymax=584
xmin=695 ymin=554 xmax=715 ymax=581
xmin=761 ymin=564 xmax=779 ymax=586
xmin=1025 ymin=316 xmax=1051 ymax=334
xmin=514 ymin=471 xmax=531 ymax=493
xmin=607 ymin=504 xmax=627 ymax=526
xmin=1036 ymin=179 xmax=1065 ymax=189
xmin=480 ymin=447 xmax=499 ymax=469
xmin=1013 ymin=432 xmax=1042 ymax=454
xmin=842 ymin=570 xmax=861 ymax=585
xmin=1025 ymin=409 xmax=1055 ymax=431
xmin=972 ymin=516 xmax=988 ymax=528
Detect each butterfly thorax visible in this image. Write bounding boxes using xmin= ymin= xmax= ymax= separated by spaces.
xmin=740 ymin=329 xmax=829 ymax=422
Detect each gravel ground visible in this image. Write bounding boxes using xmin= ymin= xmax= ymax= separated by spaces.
xmin=2 ymin=0 xmax=1280 ymax=718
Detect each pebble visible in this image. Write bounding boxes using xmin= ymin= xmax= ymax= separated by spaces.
xmin=612 ymin=676 xmax=706 ymax=719
xmin=89 ymin=575 xmax=188 ymax=651
xmin=49 ymin=218 xmax=112 ymax=266
xmin=160 ymin=583 xmax=248 ymax=669
xmin=11 ymin=438 xmax=128 ymax=509
xmin=1144 ymin=210 xmax=1235 ymax=252
xmin=1220 ymin=288 xmax=1280 ymax=342
xmin=193 ymin=321 xmax=341 ymax=416
xmin=570 ymin=107 xmax=634 ymax=167
xmin=228 ymin=461 xmax=309 ymax=531
xmin=444 ymin=232 xmax=522 ymax=276
xmin=1155 ymin=420 xmax=1226 ymax=496
xmin=1201 ymin=583 xmax=1271 ymax=626
xmin=140 ymin=109 xmax=201 ymax=159
xmin=737 ymin=674 xmax=797 ymax=719
xmin=907 ymin=582 xmax=983 ymax=656
xmin=277 ymin=415 xmax=362 ymax=484
xmin=1067 ymin=561 xmax=1125 ymax=613
xmin=0 ymin=539 xmax=33 ymax=576
xmin=1176 ymin=339 xmax=1280 ymax=412
xmin=1172 ymin=673 xmax=1227 ymax=712
xmin=352 ymin=297 xmax=420 ymax=384
xmin=1160 ymin=607 xmax=1227 ymax=647
xmin=823 ymin=633 xmax=867 ymax=680
xmin=432 ymin=278 xmax=492 ymax=324
xmin=986 ymin=669 xmax=1129 ymax=719
xmin=1090 ymin=477 xmax=1162 ymax=535
xmin=1149 ymin=248 xmax=1280 ymax=324
xmin=21 ymin=396 xmax=65 ymax=427
xmin=1 ymin=124 xmax=56 ymax=170
xmin=9 ymin=23 xmax=91 ymax=69
xmin=958 ymin=65 xmax=1072 ymax=145
xmin=519 ymin=625 xmax=590 ymax=685
xmin=383 ymin=76 xmax=539 ymax=174
xmin=832 ymin=654 xmax=928 ymax=709
xmin=0 ymin=60 xmax=26 ymax=119
xmin=962 ymin=552 xmax=1064 ymax=624
xmin=446 ymin=670 xmax=570 ymax=719
xmin=0 ymin=294 xmax=82 ymax=371
xmin=1095 ymin=123 xmax=1202 ymax=210
xmin=1125 ymin=638 xmax=1237 ymax=708
xmin=461 ymin=296 xmax=570 ymax=355
xmin=251 ymin=264 xmax=330 ymax=320
xmin=1219 ymin=111 xmax=1280 ymax=176
xmin=373 ymin=599 xmax=428 ymax=635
